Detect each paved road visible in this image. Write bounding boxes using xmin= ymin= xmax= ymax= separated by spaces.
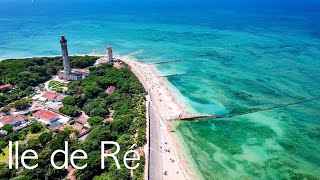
xmin=148 ymin=98 xmax=163 ymax=180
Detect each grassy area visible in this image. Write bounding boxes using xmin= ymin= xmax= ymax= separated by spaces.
xmin=48 ymin=80 xmax=60 ymax=88
xmin=60 ymin=82 xmax=69 ymax=87
xmin=0 ymin=146 xmax=9 ymax=163
xmin=26 ymin=131 xmax=43 ymax=139
xmin=39 ymin=84 xmax=45 ymax=89
xmin=49 ymin=80 xmax=68 ymax=93
xmin=51 ymin=87 xmax=63 ymax=93
xmin=0 ymin=140 xmax=22 ymax=163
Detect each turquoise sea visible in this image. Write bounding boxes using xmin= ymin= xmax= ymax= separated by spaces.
xmin=1 ymin=0 xmax=320 ymax=179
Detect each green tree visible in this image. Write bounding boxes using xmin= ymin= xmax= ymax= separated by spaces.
xmin=49 ymin=131 xmax=71 ymax=151
xmin=13 ymin=99 xmax=30 ymax=110
xmin=83 ymin=98 xmax=108 ymax=117
xmin=74 ymin=151 xmax=103 ymax=180
xmin=38 ymin=131 xmax=53 ymax=146
xmin=27 ymin=139 xmax=41 ymax=151
xmin=30 ymin=123 xmax=42 ymax=133
xmin=2 ymin=124 xmax=13 ymax=133
xmin=62 ymin=96 xmax=78 ymax=106
xmin=88 ymin=116 xmax=104 ymax=126
xmin=59 ymin=105 xmax=81 ymax=117
xmin=83 ymin=83 xmax=103 ymax=99
xmin=0 ymin=164 xmax=14 ymax=179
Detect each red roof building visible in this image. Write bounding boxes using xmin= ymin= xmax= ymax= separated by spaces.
xmin=0 ymin=84 xmax=13 ymax=90
xmin=33 ymin=110 xmax=59 ymax=124
xmin=105 ymin=86 xmax=116 ymax=94
xmin=0 ymin=114 xmax=27 ymax=127
xmin=42 ymin=92 xmax=57 ymax=99
xmin=41 ymin=92 xmax=65 ymax=102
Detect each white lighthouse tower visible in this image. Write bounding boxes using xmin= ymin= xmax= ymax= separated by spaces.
xmin=60 ymin=35 xmax=71 ymax=75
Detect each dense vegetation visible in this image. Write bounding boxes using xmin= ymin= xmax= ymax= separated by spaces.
xmin=0 ymin=56 xmax=96 ymax=107
xmin=0 ymin=59 xmax=147 ymax=180
xmin=59 ymin=105 xmax=81 ymax=117
xmin=61 ymin=63 xmax=147 ymax=180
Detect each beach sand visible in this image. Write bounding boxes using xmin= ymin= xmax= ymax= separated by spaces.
xmin=121 ymin=55 xmax=195 ymax=180
xmin=120 ymin=56 xmax=191 ymax=120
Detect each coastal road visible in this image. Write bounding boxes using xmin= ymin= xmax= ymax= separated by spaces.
xmin=148 ymin=95 xmax=163 ymax=180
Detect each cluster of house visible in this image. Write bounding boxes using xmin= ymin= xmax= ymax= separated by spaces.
xmin=31 ymin=92 xmax=90 ymax=138
xmin=0 ymin=109 xmax=59 ymax=130
xmin=24 ymin=75 xmax=92 ymax=137
xmin=0 ymin=88 xmax=90 ymax=138
xmin=37 ymin=89 xmax=92 ymax=135
xmin=0 ymin=114 xmax=28 ymax=128
xmin=0 ymin=107 xmax=90 ymax=139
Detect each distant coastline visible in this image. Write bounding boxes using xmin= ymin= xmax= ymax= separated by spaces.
xmin=0 ymin=54 xmax=105 ymax=61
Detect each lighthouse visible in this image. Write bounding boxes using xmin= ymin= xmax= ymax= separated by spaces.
xmin=107 ymin=46 xmax=113 ymax=62
xmin=60 ymin=35 xmax=71 ymax=75
xmin=58 ymin=35 xmax=83 ymax=81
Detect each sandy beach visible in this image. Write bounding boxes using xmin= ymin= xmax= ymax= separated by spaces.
xmin=120 ymin=55 xmax=195 ymax=180
xmin=120 ymin=55 xmax=191 ymax=120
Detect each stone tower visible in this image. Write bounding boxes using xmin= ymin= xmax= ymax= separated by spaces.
xmin=60 ymin=35 xmax=71 ymax=75
xmin=107 ymin=46 xmax=113 ymax=62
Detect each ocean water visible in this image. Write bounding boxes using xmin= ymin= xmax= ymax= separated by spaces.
xmin=1 ymin=0 xmax=320 ymax=179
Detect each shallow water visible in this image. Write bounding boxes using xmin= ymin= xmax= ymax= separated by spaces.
xmin=172 ymin=100 xmax=320 ymax=179
xmin=1 ymin=0 xmax=320 ymax=179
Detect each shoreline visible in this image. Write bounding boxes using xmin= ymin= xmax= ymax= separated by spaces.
xmin=120 ymin=55 xmax=196 ymax=180
xmin=166 ymin=122 xmax=197 ymax=180
xmin=120 ymin=55 xmax=192 ymax=120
